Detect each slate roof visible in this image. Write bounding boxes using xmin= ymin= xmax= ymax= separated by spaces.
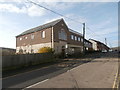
xmin=69 ymin=28 xmax=83 ymax=36
xmin=89 ymin=39 xmax=109 ymax=48
xmin=16 ymin=18 xmax=63 ymax=37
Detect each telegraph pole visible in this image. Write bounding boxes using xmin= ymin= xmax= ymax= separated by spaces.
xmin=105 ymin=38 xmax=107 ymax=46
xmin=83 ymin=23 xmax=85 ymax=54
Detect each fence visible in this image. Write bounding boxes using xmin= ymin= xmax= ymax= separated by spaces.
xmin=2 ymin=53 xmax=54 ymax=69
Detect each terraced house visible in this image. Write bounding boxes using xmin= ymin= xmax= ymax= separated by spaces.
xmin=89 ymin=39 xmax=109 ymax=52
xmin=16 ymin=18 xmax=92 ymax=54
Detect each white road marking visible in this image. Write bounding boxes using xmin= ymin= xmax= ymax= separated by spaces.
xmin=112 ymin=69 xmax=118 ymax=89
xmin=24 ymin=79 xmax=49 ymax=89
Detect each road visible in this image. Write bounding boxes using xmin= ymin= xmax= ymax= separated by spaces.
xmin=2 ymin=52 xmax=119 ymax=89
xmin=25 ymin=52 xmax=118 ymax=88
xmin=2 ymin=55 xmax=89 ymax=88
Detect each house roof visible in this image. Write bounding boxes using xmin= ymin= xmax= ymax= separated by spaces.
xmin=69 ymin=28 xmax=83 ymax=36
xmin=89 ymin=39 xmax=102 ymax=44
xmin=16 ymin=18 xmax=63 ymax=37
xmin=89 ymin=39 xmax=109 ymax=48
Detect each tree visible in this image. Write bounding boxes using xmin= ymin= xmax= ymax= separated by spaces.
xmin=38 ymin=47 xmax=53 ymax=53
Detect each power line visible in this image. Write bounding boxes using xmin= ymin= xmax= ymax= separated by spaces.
xmin=26 ymin=0 xmax=106 ymax=41
xmin=86 ymin=26 xmax=105 ymax=38
xmin=27 ymin=0 xmax=83 ymax=24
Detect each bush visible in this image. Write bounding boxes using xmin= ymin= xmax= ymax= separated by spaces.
xmin=38 ymin=47 xmax=53 ymax=53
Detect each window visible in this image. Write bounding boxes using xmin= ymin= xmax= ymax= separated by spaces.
xmin=75 ymin=36 xmax=77 ymax=41
xmin=20 ymin=37 xmax=22 ymax=40
xmin=61 ymin=24 xmax=64 ymax=26
xmin=71 ymin=35 xmax=74 ymax=40
xmin=31 ymin=34 xmax=34 ymax=39
xmin=81 ymin=38 xmax=83 ymax=42
xmin=41 ymin=31 xmax=45 ymax=38
xmin=58 ymin=29 xmax=67 ymax=40
xmin=25 ymin=36 xmax=27 ymax=39
xmin=78 ymin=37 xmax=81 ymax=41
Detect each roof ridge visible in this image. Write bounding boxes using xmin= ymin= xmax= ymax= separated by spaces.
xmin=16 ymin=18 xmax=63 ymax=37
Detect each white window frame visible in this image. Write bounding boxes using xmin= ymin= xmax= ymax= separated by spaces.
xmin=78 ymin=37 xmax=81 ymax=41
xmin=75 ymin=36 xmax=77 ymax=41
xmin=58 ymin=29 xmax=67 ymax=40
xmin=25 ymin=36 xmax=27 ymax=39
xmin=20 ymin=37 xmax=22 ymax=40
xmin=81 ymin=38 xmax=83 ymax=42
xmin=71 ymin=35 xmax=74 ymax=40
xmin=41 ymin=31 xmax=45 ymax=38
xmin=31 ymin=34 xmax=34 ymax=39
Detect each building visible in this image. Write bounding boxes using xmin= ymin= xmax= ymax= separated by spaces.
xmin=111 ymin=46 xmax=120 ymax=52
xmin=84 ymin=39 xmax=93 ymax=51
xmin=16 ymin=18 xmax=92 ymax=54
xmin=0 ymin=47 xmax=16 ymax=55
xmin=89 ymin=39 xmax=110 ymax=52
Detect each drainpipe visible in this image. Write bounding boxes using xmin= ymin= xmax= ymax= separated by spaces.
xmin=51 ymin=26 xmax=54 ymax=50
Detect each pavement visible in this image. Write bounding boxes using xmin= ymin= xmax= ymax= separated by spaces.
xmin=25 ymin=53 xmax=118 ymax=88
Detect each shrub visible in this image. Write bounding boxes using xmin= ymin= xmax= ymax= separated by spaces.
xmin=38 ymin=47 xmax=53 ymax=53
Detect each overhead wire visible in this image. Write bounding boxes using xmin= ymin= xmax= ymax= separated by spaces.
xmin=26 ymin=0 xmax=106 ymax=41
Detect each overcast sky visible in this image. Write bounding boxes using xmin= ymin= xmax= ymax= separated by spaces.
xmin=0 ymin=0 xmax=119 ymax=49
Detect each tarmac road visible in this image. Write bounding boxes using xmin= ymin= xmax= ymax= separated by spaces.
xmin=25 ymin=52 xmax=119 ymax=88
xmin=2 ymin=57 xmax=88 ymax=88
xmin=2 ymin=52 xmax=118 ymax=89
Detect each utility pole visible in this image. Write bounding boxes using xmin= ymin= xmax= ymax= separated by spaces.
xmin=105 ymin=38 xmax=107 ymax=46
xmin=83 ymin=23 xmax=85 ymax=54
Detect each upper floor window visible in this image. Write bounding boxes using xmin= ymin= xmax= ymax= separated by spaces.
xmin=75 ymin=36 xmax=77 ymax=41
xmin=81 ymin=38 xmax=83 ymax=42
xmin=31 ymin=34 xmax=34 ymax=39
xmin=41 ymin=31 xmax=45 ymax=38
xmin=78 ymin=37 xmax=81 ymax=41
xmin=20 ymin=37 xmax=22 ymax=40
xmin=25 ymin=36 xmax=27 ymax=39
xmin=58 ymin=29 xmax=67 ymax=40
xmin=61 ymin=24 xmax=64 ymax=26
xmin=71 ymin=35 xmax=74 ymax=40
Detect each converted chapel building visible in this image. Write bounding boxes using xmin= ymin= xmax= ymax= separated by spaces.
xmin=16 ymin=18 xmax=92 ymax=54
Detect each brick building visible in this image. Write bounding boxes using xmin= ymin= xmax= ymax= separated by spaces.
xmin=89 ymin=39 xmax=110 ymax=52
xmin=16 ymin=18 xmax=92 ymax=54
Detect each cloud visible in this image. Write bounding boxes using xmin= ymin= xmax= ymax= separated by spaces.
xmin=0 ymin=4 xmax=26 ymax=13
xmin=43 ymin=2 xmax=75 ymax=10
xmin=87 ymin=18 xmax=117 ymax=36
xmin=0 ymin=0 xmax=119 ymax=2
xmin=0 ymin=1 xmax=75 ymax=16
xmin=0 ymin=3 xmax=46 ymax=16
xmin=27 ymin=4 xmax=46 ymax=16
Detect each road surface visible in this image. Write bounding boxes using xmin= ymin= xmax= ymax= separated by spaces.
xmin=2 ymin=52 xmax=119 ymax=89
xmin=25 ymin=52 xmax=118 ymax=88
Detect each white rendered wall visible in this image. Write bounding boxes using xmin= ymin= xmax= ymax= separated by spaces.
xmin=16 ymin=42 xmax=52 ymax=53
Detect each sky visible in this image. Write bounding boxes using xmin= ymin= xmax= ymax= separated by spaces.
xmin=0 ymin=0 xmax=119 ymax=49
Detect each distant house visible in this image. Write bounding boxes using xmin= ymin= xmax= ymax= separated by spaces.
xmin=0 ymin=47 xmax=16 ymax=55
xmin=111 ymin=46 xmax=120 ymax=52
xmin=84 ymin=39 xmax=93 ymax=51
xmin=16 ymin=18 xmax=92 ymax=54
xmin=89 ymin=39 xmax=110 ymax=52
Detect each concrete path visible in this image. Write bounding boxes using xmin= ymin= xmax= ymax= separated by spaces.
xmin=28 ymin=57 xmax=118 ymax=88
